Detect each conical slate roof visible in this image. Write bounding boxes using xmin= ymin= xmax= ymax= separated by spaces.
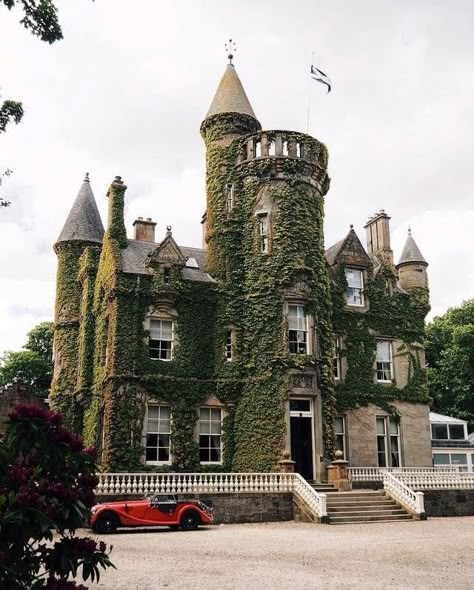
xmin=397 ymin=230 xmax=427 ymax=267
xmin=205 ymin=63 xmax=258 ymax=120
xmin=55 ymin=174 xmax=104 ymax=246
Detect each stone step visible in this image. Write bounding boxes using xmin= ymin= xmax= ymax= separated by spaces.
xmin=326 ymin=493 xmax=387 ymax=501
xmin=328 ymin=509 xmax=407 ymax=517
xmin=329 ymin=514 xmax=414 ymax=524
xmin=326 ymin=498 xmax=396 ymax=506
xmin=327 ymin=503 xmax=400 ymax=512
xmin=330 ymin=518 xmax=414 ymax=525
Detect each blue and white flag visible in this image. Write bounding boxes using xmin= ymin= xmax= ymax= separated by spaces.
xmin=310 ymin=64 xmax=331 ymax=93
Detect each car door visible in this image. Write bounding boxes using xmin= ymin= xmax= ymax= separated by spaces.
xmin=144 ymin=495 xmax=178 ymax=524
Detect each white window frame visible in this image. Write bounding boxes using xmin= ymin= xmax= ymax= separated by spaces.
xmin=288 ymin=304 xmax=309 ymax=355
xmin=199 ymin=407 xmax=223 ymax=464
xmin=433 ymin=452 xmax=469 ymax=472
xmin=431 ymin=423 xmax=467 ymax=441
xmin=335 ymin=416 xmax=346 ymax=459
xmin=257 ymin=213 xmax=269 ymax=253
xmin=333 ymin=336 xmax=342 ymax=380
xmin=376 ymin=416 xmax=401 ymax=468
xmin=149 ymin=318 xmax=174 ymax=361
xmin=345 ymin=268 xmax=364 ymax=307
xmin=376 ymin=340 xmax=393 ymax=383
xmin=145 ymin=404 xmax=172 ymax=465
xmin=225 ymin=329 xmax=233 ymax=362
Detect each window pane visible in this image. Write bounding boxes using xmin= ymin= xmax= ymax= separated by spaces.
xmin=210 ymin=421 xmax=221 ymax=435
xmin=290 ymin=400 xmax=311 ymax=413
xmin=449 ymin=425 xmax=465 ymax=440
xmin=211 ymin=408 xmax=222 ymax=421
xmin=200 ymin=420 xmax=210 ymax=435
xmin=376 ymin=417 xmax=386 ymax=435
xmin=377 ymin=452 xmax=387 ymax=467
xmin=335 ymin=417 xmax=344 ymax=434
xmin=433 ymin=454 xmax=450 ymax=465
xmin=377 ymin=437 xmax=386 ymax=452
xmin=146 ymin=448 xmax=157 ymax=461
xmin=376 ymin=341 xmax=391 ymax=362
xmin=451 ymin=454 xmax=467 ymax=465
xmin=158 ymin=447 xmax=170 ymax=462
xmin=146 ymin=433 xmax=158 ymax=447
xmin=432 ymin=424 xmax=448 ymax=439
xmin=389 ymin=420 xmax=399 ymax=436
xmin=346 ymin=268 xmax=363 ymax=288
xmin=200 ymin=407 xmax=210 ymax=421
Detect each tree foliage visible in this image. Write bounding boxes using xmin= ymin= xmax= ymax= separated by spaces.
xmin=426 ymin=299 xmax=474 ymax=429
xmin=2 ymin=0 xmax=63 ymax=44
xmin=0 ymin=321 xmax=53 ymax=396
xmin=0 ymin=403 xmax=113 ymax=589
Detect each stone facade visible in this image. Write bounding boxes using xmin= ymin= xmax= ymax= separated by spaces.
xmin=423 ymin=490 xmax=474 ymax=517
xmin=50 ymin=60 xmax=433 ymax=477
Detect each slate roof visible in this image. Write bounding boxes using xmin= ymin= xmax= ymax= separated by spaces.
xmin=56 ymin=175 xmax=104 ymax=246
xmin=55 ymin=175 xmax=104 ymax=246
xmin=397 ymin=230 xmax=427 ymax=267
xmin=205 ymin=64 xmax=258 ymax=120
xmin=121 ymin=240 xmax=216 ymax=283
xmin=325 ymin=238 xmax=345 ymax=266
xmin=429 ymin=412 xmax=467 ymax=425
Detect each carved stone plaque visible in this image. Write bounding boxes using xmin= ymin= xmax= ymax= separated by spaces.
xmin=291 ymin=374 xmax=314 ymax=389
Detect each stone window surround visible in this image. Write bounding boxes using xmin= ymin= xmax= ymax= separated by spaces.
xmin=375 ymin=338 xmax=395 ymax=383
xmin=145 ymin=304 xmax=178 ymax=362
xmin=376 ymin=415 xmax=402 ymax=468
xmin=143 ymin=402 xmax=172 ymax=466
xmin=345 ymin=266 xmax=365 ymax=308
xmin=194 ymin=396 xmax=227 ymax=465
xmin=198 ymin=406 xmax=224 ymax=465
xmin=284 ymin=299 xmax=315 ymax=357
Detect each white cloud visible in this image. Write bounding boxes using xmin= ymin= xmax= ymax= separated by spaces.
xmin=1 ymin=0 xmax=473 ymax=350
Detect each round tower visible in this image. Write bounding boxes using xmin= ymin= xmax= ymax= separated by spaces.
xmin=396 ymin=228 xmax=429 ymax=291
xmin=50 ymin=174 xmax=104 ymax=430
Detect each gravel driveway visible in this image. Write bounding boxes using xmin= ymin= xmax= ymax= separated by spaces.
xmin=87 ymin=517 xmax=474 ymax=590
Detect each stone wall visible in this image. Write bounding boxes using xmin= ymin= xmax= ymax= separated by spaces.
xmin=346 ymin=401 xmax=432 ymax=467
xmin=0 ymin=385 xmax=46 ymax=437
xmin=96 ymin=493 xmax=294 ymax=524
xmin=423 ymin=490 xmax=474 ymax=517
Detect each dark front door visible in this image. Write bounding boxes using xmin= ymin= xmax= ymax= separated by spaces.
xmin=290 ymin=415 xmax=314 ymax=481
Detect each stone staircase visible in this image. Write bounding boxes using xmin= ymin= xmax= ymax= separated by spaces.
xmin=325 ymin=490 xmax=414 ymax=525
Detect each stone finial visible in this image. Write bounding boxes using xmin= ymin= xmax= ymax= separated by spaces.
xmin=334 ymin=450 xmax=344 ymax=460
xmin=166 ymin=225 xmax=172 ymax=237
xmin=225 ymin=38 xmax=236 ymax=64
xmin=84 ymin=172 xmax=90 ymax=182
xmin=408 ymin=226 xmax=412 ymax=237
xmin=350 ymin=224 xmax=354 ymax=229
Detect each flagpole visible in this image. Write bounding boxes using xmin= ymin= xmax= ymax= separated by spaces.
xmin=306 ymin=52 xmax=314 ymax=134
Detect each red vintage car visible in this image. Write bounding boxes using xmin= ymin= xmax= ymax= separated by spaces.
xmin=90 ymin=494 xmax=213 ymax=533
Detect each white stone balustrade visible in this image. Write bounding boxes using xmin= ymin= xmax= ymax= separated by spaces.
xmin=95 ymin=472 xmax=327 ymax=519
xmin=348 ymin=466 xmax=463 ymax=483
xmin=382 ymin=471 xmax=424 ymax=515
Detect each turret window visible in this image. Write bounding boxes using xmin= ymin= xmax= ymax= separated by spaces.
xmin=149 ymin=319 xmax=174 ymax=360
xmin=268 ymin=140 xmax=276 ymax=156
xmin=288 ymin=305 xmax=308 ymax=354
xmin=225 ymin=183 xmax=235 ymax=212
xmin=376 ymin=340 xmax=393 ymax=382
xmin=258 ymin=214 xmax=269 ymax=253
xmin=255 ymin=140 xmax=262 ymax=158
xmin=345 ymin=268 xmax=364 ymax=306
xmin=282 ymin=140 xmax=289 ymax=156
xmin=225 ymin=329 xmax=233 ymax=361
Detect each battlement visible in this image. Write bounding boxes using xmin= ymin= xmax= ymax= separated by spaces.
xmin=237 ymin=130 xmax=327 ymax=167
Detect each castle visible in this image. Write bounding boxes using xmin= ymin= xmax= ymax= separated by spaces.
xmin=50 ymin=60 xmax=433 ymax=479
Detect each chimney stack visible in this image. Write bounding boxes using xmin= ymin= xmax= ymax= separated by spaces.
xmin=133 ymin=217 xmax=156 ymax=242
xmin=364 ymin=209 xmax=393 ymax=264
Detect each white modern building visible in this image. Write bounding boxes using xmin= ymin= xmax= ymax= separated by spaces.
xmin=430 ymin=412 xmax=474 ymax=471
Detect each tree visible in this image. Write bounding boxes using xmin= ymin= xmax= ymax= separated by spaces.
xmin=0 ymin=321 xmax=53 ymax=396
xmin=0 ymin=403 xmax=113 ymax=589
xmin=426 ymin=299 xmax=474 ymax=430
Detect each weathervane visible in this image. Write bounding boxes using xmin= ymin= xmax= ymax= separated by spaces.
xmin=225 ymin=38 xmax=236 ymax=64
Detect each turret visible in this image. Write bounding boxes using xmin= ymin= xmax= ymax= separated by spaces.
xmin=50 ymin=174 xmax=104 ymax=429
xmin=397 ymin=228 xmax=428 ymax=290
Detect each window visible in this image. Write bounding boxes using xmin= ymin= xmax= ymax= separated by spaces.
xmin=345 ymin=268 xmax=364 ymax=306
xmin=145 ymin=405 xmax=171 ymax=463
xmin=296 ymin=142 xmax=303 ymax=158
xmin=225 ymin=329 xmax=233 ymax=361
xmin=199 ymin=407 xmax=223 ymax=463
xmin=376 ymin=416 xmax=400 ymax=467
xmin=149 ymin=319 xmax=174 ymax=360
xmin=226 ymin=183 xmax=235 ymax=212
xmin=288 ymin=305 xmax=308 ymax=354
xmin=376 ymin=340 xmax=393 ymax=382
xmin=431 ymin=423 xmax=466 ymax=440
xmin=255 ymin=140 xmax=262 ymax=157
xmin=268 ymin=140 xmax=276 ymax=156
xmin=335 ymin=416 xmax=346 ymax=459
xmin=333 ymin=336 xmax=342 ymax=380
xmin=258 ymin=214 xmax=269 ymax=253
xmin=282 ymin=140 xmax=289 ymax=156
xmin=433 ymin=453 xmax=468 ymax=472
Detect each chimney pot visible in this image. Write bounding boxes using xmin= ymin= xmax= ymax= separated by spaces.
xmin=133 ymin=217 xmax=157 ymax=242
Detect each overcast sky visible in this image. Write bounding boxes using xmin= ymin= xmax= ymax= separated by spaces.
xmin=1 ymin=0 xmax=473 ymax=351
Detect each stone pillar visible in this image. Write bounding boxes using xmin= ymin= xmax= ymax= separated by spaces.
xmin=278 ymin=450 xmax=296 ymax=473
xmin=327 ymin=451 xmax=351 ymax=491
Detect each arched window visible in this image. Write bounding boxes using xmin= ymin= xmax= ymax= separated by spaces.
xmin=255 ymin=140 xmax=262 ymax=158
xmin=282 ymin=140 xmax=289 ymax=156
xmin=268 ymin=140 xmax=276 ymax=156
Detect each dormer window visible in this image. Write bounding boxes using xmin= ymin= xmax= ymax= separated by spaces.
xmin=226 ymin=183 xmax=235 ymax=212
xmin=149 ymin=319 xmax=174 ymax=360
xmin=258 ymin=214 xmax=269 ymax=253
xmin=345 ymin=268 xmax=364 ymax=306
xmin=288 ymin=304 xmax=308 ymax=354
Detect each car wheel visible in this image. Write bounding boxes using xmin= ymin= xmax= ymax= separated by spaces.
xmin=180 ymin=510 xmax=200 ymax=531
xmin=94 ymin=512 xmax=118 ymax=534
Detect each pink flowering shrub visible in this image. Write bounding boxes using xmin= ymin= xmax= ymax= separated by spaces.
xmin=0 ymin=404 xmax=113 ymax=589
